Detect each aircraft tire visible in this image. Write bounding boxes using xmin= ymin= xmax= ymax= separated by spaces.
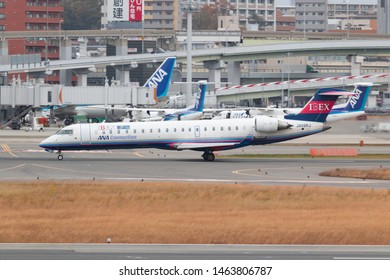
xmin=203 ymin=152 xmax=215 ymax=162
xmin=57 ymin=154 xmax=63 ymax=160
xmin=64 ymin=118 xmax=72 ymax=126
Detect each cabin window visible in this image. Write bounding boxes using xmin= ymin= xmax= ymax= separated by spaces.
xmin=174 ymin=128 xmax=177 ymax=132
xmin=204 ymin=127 xmax=207 ymax=131
xmin=56 ymin=129 xmax=73 ymax=135
xmin=212 ymin=127 xmax=215 ymax=131
xmin=236 ymin=126 xmax=239 ymax=130
xmin=220 ymin=127 xmax=224 ymax=131
xmin=126 ymin=129 xmax=128 ymax=134
xmin=228 ymin=126 xmax=231 ymax=131
xmin=182 ymin=127 xmax=185 ymax=132
xmin=133 ymin=129 xmax=136 ymax=133
xmin=158 ymin=128 xmax=161 ymax=133
xmin=150 ymin=129 xmax=153 ymax=133
xmin=142 ymin=129 xmax=145 ymax=133
xmin=109 ymin=130 xmax=112 ymax=135
xmin=166 ymin=128 xmax=169 ymax=133
xmin=117 ymin=130 xmax=120 ymax=134
xmin=188 ymin=127 xmax=191 ymax=132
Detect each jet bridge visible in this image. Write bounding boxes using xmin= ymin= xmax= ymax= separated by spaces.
xmin=0 ymin=78 xmax=156 ymax=107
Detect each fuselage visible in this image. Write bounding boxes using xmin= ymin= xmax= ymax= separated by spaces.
xmin=39 ymin=117 xmax=328 ymax=153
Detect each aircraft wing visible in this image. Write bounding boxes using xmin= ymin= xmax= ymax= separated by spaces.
xmin=173 ymin=142 xmax=241 ymax=150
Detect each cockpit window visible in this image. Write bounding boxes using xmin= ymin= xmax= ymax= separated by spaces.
xmin=56 ymin=129 xmax=73 ymax=135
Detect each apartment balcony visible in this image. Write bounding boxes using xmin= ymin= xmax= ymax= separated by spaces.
xmin=26 ymin=6 xmax=63 ymax=13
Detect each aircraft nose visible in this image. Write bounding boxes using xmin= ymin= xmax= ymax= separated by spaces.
xmin=39 ymin=136 xmax=53 ymax=148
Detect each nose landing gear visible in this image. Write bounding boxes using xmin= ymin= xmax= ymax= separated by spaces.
xmin=57 ymin=151 xmax=63 ymax=160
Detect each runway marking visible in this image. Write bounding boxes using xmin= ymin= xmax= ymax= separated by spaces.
xmin=32 ymin=164 xmax=105 ymax=176
xmin=103 ymin=177 xmax=384 ymax=185
xmin=0 ymin=164 xmax=25 ymax=172
xmin=1 ymin=144 xmax=18 ymax=158
xmin=133 ymin=152 xmax=146 ymax=158
xmin=334 ymin=257 xmax=390 ymax=260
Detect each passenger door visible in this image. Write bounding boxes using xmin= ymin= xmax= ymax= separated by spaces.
xmin=80 ymin=124 xmax=91 ymax=145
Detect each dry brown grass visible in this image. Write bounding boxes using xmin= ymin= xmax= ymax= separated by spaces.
xmin=320 ymin=168 xmax=390 ymax=180
xmin=1 ymin=181 xmax=390 ymax=244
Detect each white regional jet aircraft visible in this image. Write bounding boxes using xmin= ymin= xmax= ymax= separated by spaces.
xmin=39 ymin=88 xmax=351 ymax=161
xmin=212 ymin=82 xmax=372 ymax=123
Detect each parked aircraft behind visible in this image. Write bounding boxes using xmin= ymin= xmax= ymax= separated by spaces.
xmin=51 ymin=57 xmax=176 ymax=125
xmin=128 ymin=81 xmax=207 ymax=121
xmin=212 ymin=82 xmax=371 ymax=123
xmin=39 ymin=88 xmax=351 ymax=161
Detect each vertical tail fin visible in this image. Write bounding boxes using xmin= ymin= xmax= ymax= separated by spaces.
xmin=192 ymin=81 xmax=207 ymax=112
xmin=285 ymin=88 xmax=351 ymax=122
xmin=332 ymin=82 xmax=372 ymax=112
xmin=143 ymin=57 xmax=176 ymax=100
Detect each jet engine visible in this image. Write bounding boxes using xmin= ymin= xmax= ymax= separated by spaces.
xmin=254 ymin=116 xmax=291 ymax=132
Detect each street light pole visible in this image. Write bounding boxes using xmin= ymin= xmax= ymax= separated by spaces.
xmin=344 ymin=0 xmax=350 ymax=40
xmin=184 ymin=0 xmax=198 ymax=107
xmin=303 ymin=4 xmax=308 ymax=40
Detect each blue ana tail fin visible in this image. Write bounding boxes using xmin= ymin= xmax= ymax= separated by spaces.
xmin=332 ymin=82 xmax=372 ymax=112
xmin=143 ymin=57 xmax=176 ymax=100
xmin=192 ymin=81 xmax=207 ymax=112
xmin=285 ymin=88 xmax=351 ymax=122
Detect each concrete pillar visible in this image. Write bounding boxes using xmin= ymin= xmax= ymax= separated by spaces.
xmin=77 ymin=37 xmax=88 ymax=58
xmin=228 ymin=61 xmax=241 ymax=86
xmin=203 ymin=60 xmax=226 ymax=89
xmin=348 ymin=55 xmax=363 ymax=76
xmin=115 ymin=38 xmax=130 ymax=85
xmin=208 ymin=69 xmax=222 ymax=89
xmin=77 ymin=73 xmax=88 ymax=87
xmin=0 ymin=39 xmax=8 ymax=57
xmin=0 ymin=40 xmax=8 ymax=85
xmin=59 ymin=38 xmax=73 ymax=86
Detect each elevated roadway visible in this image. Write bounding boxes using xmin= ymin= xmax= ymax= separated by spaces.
xmin=1 ymin=40 xmax=390 ymax=74
xmin=2 ymin=29 xmax=390 ymax=41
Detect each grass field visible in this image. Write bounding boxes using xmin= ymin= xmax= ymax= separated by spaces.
xmin=320 ymin=168 xmax=390 ymax=180
xmin=0 ymin=181 xmax=390 ymax=244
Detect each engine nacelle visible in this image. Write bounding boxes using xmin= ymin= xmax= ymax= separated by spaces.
xmin=254 ymin=116 xmax=291 ymax=132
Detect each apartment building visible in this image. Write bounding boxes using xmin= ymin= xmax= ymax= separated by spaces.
xmin=101 ymin=0 xmax=178 ymax=30
xmin=295 ymin=0 xmax=328 ymax=33
xmin=0 ymin=0 xmax=63 ymax=82
xmin=378 ymin=0 xmax=390 ymax=34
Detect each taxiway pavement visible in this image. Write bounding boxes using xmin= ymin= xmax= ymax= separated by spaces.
xmin=1 ymin=244 xmax=390 ymax=260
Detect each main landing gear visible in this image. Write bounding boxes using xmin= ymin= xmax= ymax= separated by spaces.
xmin=202 ymin=151 xmax=215 ymax=162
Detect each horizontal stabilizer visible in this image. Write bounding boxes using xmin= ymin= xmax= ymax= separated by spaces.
xmin=318 ymin=91 xmax=353 ymax=96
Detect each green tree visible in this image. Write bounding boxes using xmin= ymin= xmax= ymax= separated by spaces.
xmin=192 ymin=0 xmax=235 ymax=30
xmin=248 ymin=13 xmax=266 ymax=30
xmin=63 ymin=0 xmax=102 ymax=30
xmin=193 ymin=4 xmax=218 ymax=30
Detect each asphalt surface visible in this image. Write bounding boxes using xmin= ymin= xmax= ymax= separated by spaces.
xmin=1 ymin=244 xmax=390 ymax=260
xmin=1 ymin=119 xmax=390 ymax=260
xmin=0 ymin=119 xmax=390 ymax=187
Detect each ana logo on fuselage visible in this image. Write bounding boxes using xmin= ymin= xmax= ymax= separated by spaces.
xmin=348 ymin=88 xmax=362 ymax=109
xmin=147 ymin=69 xmax=168 ymax=87
xmin=98 ymin=135 xmax=110 ymax=141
